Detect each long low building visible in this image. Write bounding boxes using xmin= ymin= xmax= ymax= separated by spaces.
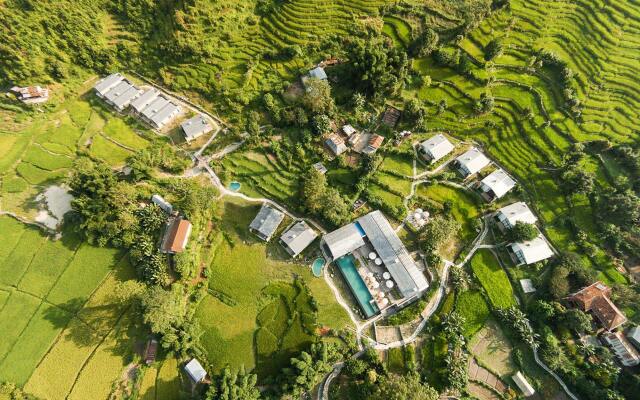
xmin=456 ymin=147 xmax=490 ymax=177
xmin=321 ymin=210 xmax=429 ymax=300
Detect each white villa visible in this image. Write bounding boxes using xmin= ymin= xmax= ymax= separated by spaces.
xmin=280 ymin=221 xmax=318 ymax=257
xmin=627 ymin=326 xmax=640 ymax=350
xmin=456 ymin=147 xmax=490 ymax=177
xmin=508 ymin=235 xmax=554 ymax=265
xmin=418 ymin=134 xmax=454 ymax=163
xmin=478 ymin=169 xmax=516 ymax=201
xmin=496 ymin=202 xmax=537 ymax=230
xmin=249 ymin=204 xmax=284 ymax=241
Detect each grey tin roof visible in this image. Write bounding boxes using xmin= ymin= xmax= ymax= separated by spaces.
xmin=151 ymin=102 xmax=180 ymax=127
xmin=181 ymin=114 xmax=211 ymax=141
xmin=94 ymin=73 xmax=124 ymax=95
xmin=322 ymin=223 xmax=365 ymax=259
xmin=281 ymin=221 xmax=318 ymax=256
xmin=131 ymin=89 xmax=159 ymax=113
xmin=249 ymin=204 xmax=285 ymax=240
xmin=141 ymin=96 xmax=170 ymax=120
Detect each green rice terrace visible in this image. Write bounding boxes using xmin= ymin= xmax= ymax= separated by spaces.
xmin=1 ymin=0 xmax=640 ymax=399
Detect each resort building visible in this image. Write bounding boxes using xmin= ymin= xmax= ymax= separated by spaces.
xmin=512 ymin=372 xmax=535 ymax=397
xmin=495 ymin=202 xmax=537 ymax=230
xmin=382 ymin=106 xmax=401 ymax=127
xmin=249 ymin=203 xmax=285 ymax=241
xmin=568 ymin=281 xmax=627 ymax=332
xmin=508 ymin=235 xmax=554 ymax=265
xmin=321 ymin=210 xmax=429 ymax=303
xmin=94 ymin=73 xmax=125 ymax=98
xmin=103 ymin=80 xmax=142 ymax=112
xmin=139 ymin=96 xmax=182 ymax=129
xmin=627 ymin=326 xmax=640 ymax=350
xmin=181 ymin=114 xmax=213 ymax=142
xmin=151 ymin=194 xmax=173 ymax=214
xmin=184 ymin=358 xmax=207 ymax=383
xmin=456 ymin=147 xmax=490 ymax=177
xmin=362 ymin=134 xmax=385 ymax=154
xmin=478 ymin=169 xmax=516 ymax=201
xmin=280 ymin=221 xmax=318 ymax=257
xmin=418 ymin=134 xmax=455 ymax=163
xmin=308 ymin=66 xmax=328 ymax=81
xmin=325 ymin=134 xmax=347 ymax=156
xmin=10 ymin=86 xmax=49 ymax=104
xmin=342 ymin=124 xmax=357 ymax=137
xmin=602 ymin=331 xmax=640 ymax=367
xmin=161 ymin=217 xmax=192 ymax=254
xmin=130 ymin=88 xmax=160 ymax=114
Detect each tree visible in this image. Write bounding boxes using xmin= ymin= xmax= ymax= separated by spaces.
xmin=281 ymin=343 xmax=333 ymax=397
xmin=410 ymin=28 xmax=439 ymax=57
xmin=548 ymin=265 xmax=570 ymax=299
xmin=370 ymin=373 xmax=438 ymax=400
xmin=312 ymin=114 xmax=331 ymax=135
xmin=562 ymin=166 xmax=595 ymax=195
xmin=302 ymin=78 xmax=335 ymax=115
xmin=301 ymin=168 xmax=327 ymax=213
xmin=347 ymin=36 xmax=409 ymax=97
xmin=507 ymin=222 xmax=539 ymax=242
xmin=321 ymin=187 xmax=350 ymax=226
xmin=474 ymin=92 xmax=495 ymax=114
xmin=484 ymin=38 xmax=504 ymax=61
xmin=599 ymin=188 xmax=640 ymax=231
xmin=206 ymin=366 xmax=260 ymax=400
xmin=561 ymin=309 xmax=592 ymax=333
xmin=497 ymin=306 xmax=538 ymax=347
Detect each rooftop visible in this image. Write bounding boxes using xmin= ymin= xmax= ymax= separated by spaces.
xmin=480 ymin=169 xmax=516 ymax=199
xmin=181 ymin=114 xmax=212 ymax=141
xmin=161 ymin=217 xmax=192 ymax=253
xmin=510 ymin=235 xmax=554 ymax=264
xmin=184 ymin=358 xmax=207 ymax=383
xmin=342 ymin=124 xmax=357 ymax=136
xmin=456 ymin=147 xmax=490 ymax=175
xmin=309 ymin=66 xmax=328 ymax=80
xmin=94 ymin=73 xmax=124 ymax=95
xmin=280 ymin=221 xmax=318 ymax=256
xmin=603 ymin=331 xmax=640 ymax=366
xmin=569 ymin=281 xmax=627 ymax=331
xmin=512 ymin=372 xmax=535 ymax=397
xmin=420 ymin=134 xmax=455 ymax=162
xmin=497 ymin=202 xmax=538 ymax=226
xmin=131 ymin=89 xmax=160 ymax=112
xmin=249 ymin=204 xmax=285 ymax=241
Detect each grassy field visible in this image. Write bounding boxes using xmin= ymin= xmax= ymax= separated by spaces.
xmin=0 ymin=216 xmax=138 ymax=397
xmin=195 ymin=199 xmax=350 ymax=378
xmin=468 ymin=249 xmax=515 ymax=309
xmin=455 ymin=289 xmax=490 ymax=338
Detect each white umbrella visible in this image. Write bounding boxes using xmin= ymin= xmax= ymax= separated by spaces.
xmin=369 ymin=252 xmax=377 ymax=260
xmin=367 ymin=272 xmax=374 ymax=278
xmin=414 ymin=212 xmax=422 ymax=220
xmin=386 ymin=280 xmax=394 ymax=288
xmin=416 ymin=208 xmax=423 ymax=214
xmin=383 ymin=272 xmax=391 ymax=280
xmin=375 ymin=258 xmax=382 ymax=266
xmin=382 ymin=298 xmax=389 ymax=306
xmin=378 ymin=291 xmax=386 ymax=298
xmin=422 ymin=211 xmax=430 ymax=219
xmin=372 ymin=281 xmax=380 ymax=289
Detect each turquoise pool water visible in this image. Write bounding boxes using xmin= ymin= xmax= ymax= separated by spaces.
xmin=335 ymin=255 xmax=380 ymax=318
xmin=229 ymin=181 xmax=241 ymax=191
xmin=311 ymin=257 xmax=325 ymax=277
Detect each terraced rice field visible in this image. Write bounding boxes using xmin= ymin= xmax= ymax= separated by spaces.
xmin=0 ymin=216 xmax=139 ymax=397
xmin=398 ymin=0 xmax=639 ymax=281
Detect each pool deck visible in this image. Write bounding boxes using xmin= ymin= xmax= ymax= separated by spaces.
xmin=335 ymin=255 xmax=380 ymax=319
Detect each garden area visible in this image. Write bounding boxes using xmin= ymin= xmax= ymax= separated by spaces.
xmin=195 ymin=199 xmax=351 ymax=378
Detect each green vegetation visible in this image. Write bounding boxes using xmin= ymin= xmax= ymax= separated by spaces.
xmin=469 ymin=250 xmax=515 ymax=309
xmin=455 ymin=290 xmax=490 ymax=338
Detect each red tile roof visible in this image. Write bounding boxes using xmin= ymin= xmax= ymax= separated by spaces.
xmin=162 ymin=217 xmax=192 ymax=253
xmin=568 ymin=281 xmax=626 ymax=331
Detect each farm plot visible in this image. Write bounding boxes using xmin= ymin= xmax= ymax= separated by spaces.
xmin=468 ymin=250 xmax=515 ymax=309
xmin=195 ymin=199 xmax=350 ymax=378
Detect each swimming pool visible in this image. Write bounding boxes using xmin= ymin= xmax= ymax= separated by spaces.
xmin=229 ymin=181 xmax=241 ymax=191
xmin=311 ymin=257 xmax=325 ymax=277
xmin=335 ymin=255 xmax=380 ymax=318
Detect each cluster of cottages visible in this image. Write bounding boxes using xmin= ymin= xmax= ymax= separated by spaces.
xmin=10 ymin=85 xmax=49 ymax=104
xmin=247 ymin=202 xmax=429 ymax=319
xmin=94 ymin=73 xmax=213 ymax=142
xmin=325 ymin=124 xmax=385 ymax=157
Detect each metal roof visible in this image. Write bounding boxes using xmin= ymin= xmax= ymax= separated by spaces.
xmin=356 ymin=211 xmax=429 ymax=298
xmin=249 ymin=204 xmax=284 ymax=240
xmin=512 ymin=372 xmax=535 ymax=397
xmin=456 ymin=147 xmax=490 ymax=175
xmin=280 ymin=221 xmax=318 ymax=256
xmin=131 ymin=88 xmax=159 ymax=112
xmin=497 ymin=202 xmax=537 ymax=227
xmin=420 ymin=134 xmax=454 ymax=162
xmin=141 ymin=96 xmax=170 ymax=120
xmin=309 ymin=67 xmax=327 ymax=80
xmin=94 ymin=73 xmax=124 ymax=95
xmin=511 ymin=235 xmax=554 ymax=264
xmin=151 ymin=102 xmax=180 ymax=127
xmin=480 ymin=169 xmax=516 ymax=198
xmin=184 ymin=358 xmax=207 ymax=382
xmin=111 ymin=85 xmax=142 ymax=109
xmin=181 ymin=114 xmax=212 ymax=141
xmin=104 ymin=80 xmax=134 ymax=104
xmin=151 ymin=194 xmax=173 ymax=214
xmin=322 ymin=223 xmax=365 ymax=259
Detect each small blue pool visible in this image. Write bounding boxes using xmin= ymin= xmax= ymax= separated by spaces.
xmin=229 ymin=181 xmax=241 ymax=191
xmin=311 ymin=257 xmax=325 ymax=277
xmin=335 ymin=255 xmax=380 ymax=318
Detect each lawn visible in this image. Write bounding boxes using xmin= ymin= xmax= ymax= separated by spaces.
xmin=468 ymin=249 xmax=516 ymax=309
xmin=195 ymin=199 xmax=350 ymax=378
xmin=455 ymin=289 xmax=490 ymax=338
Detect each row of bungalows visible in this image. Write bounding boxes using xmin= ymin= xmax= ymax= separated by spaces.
xmin=94 ymin=73 xmax=182 ymax=129
xmin=249 ymin=204 xmax=319 ymax=257
xmin=494 ymin=202 xmax=555 ymax=265
xmin=478 ymin=169 xmax=517 ymax=202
